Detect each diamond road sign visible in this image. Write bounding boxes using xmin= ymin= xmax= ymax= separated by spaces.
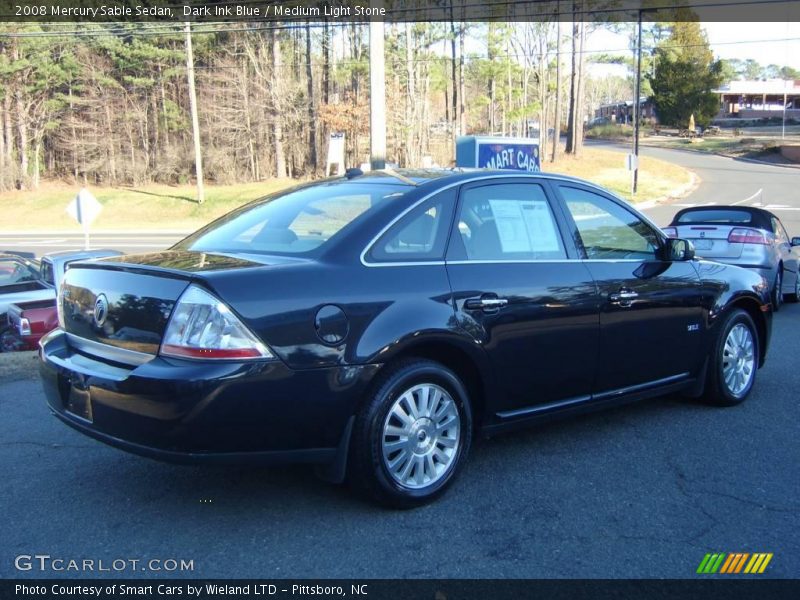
xmin=66 ymin=188 xmax=102 ymax=227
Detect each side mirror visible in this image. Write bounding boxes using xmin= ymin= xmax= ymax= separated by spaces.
xmin=661 ymin=238 xmax=695 ymax=261
xmin=791 ymin=237 xmax=800 ymax=247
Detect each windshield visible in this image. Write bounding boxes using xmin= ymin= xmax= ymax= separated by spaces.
xmin=175 ymin=182 xmax=410 ymax=256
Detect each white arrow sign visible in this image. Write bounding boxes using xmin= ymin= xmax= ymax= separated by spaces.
xmin=66 ymin=188 xmax=102 ymax=249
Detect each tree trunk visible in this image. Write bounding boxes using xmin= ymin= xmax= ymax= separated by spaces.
xmin=322 ymin=21 xmax=331 ymax=104
xmin=14 ymin=88 xmax=28 ymax=189
xmin=405 ymin=23 xmax=416 ymax=167
xmin=566 ymin=20 xmax=579 ymax=154
xmin=184 ymin=22 xmax=205 ymax=202
xmin=449 ymin=16 xmax=458 ymax=144
xmin=271 ymin=28 xmax=286 ymax=178
xmin=552 ymin=17 xmax=561 ymax=163
xmin=305 ymin=23 xmax=317 ymax=174
xmin=458 ymin=25 xmax=466 ymax=135
xmin=487 ymin=24 xmax=496 ymax=133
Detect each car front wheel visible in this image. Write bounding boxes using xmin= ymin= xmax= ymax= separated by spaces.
xmin=702 ymin=309 xmax=759 ymax=406
xmin=349 ymin=359 xmax=472 ymax=508
xmin=771 ymin=270 xmax=782 ymax=311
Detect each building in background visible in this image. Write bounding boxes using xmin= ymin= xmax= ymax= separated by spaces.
xmin=594 ymin=98 xmax=656 ymax=124
xmin=714 ymin=79 xmax=800 ymax=119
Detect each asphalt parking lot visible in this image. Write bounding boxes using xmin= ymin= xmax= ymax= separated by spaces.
xmin=1 ymin=304 xmax=798 ymax=580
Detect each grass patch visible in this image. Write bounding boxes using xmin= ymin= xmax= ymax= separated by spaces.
xmin=0 ymin=148 xmax=692 ymax=231
xmin=547 ymin=147 xmax=693 ymax=203
xmin=0 ymin=180 xmax=297 ymax=232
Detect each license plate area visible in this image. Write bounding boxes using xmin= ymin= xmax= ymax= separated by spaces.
xmin=64 ymin=377 xmax=93 ymax=423
xmin=693 ymin=239 xmax=714 ymax=250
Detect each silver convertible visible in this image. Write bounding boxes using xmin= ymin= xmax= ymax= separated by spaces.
xmin=664 ymin=206 xmax=800 ymax=311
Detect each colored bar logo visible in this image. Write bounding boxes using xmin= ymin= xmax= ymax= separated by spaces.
xmin=697 ymin=553 xmax=773 ymax=574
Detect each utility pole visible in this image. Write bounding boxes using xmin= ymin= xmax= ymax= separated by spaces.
xmin=632 ymin=12 xmax=643 ymax=195
xmin=184 ymin=22 xmax=205 ymax=203
xmin=368 ymin=1 xmax=386 ymax=170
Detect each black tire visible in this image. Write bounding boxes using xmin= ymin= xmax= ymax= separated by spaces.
xmin=0 ymin=324 xmax=20 ymax=353
xmin=702 ymin=309 xmax=759 ymax=407
xmin=348 ymin=358 xmax=472 ymax=508
xmin=771 ymin=269 xmax=782 ymax=312
xmin=786 ymin=271 xmax=800 ymax=303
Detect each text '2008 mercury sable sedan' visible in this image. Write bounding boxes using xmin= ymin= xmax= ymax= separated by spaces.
xmin=39 ymin=170 xmax=772 ymax=507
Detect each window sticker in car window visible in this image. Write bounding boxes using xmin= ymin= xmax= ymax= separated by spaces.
xmin=488 ymin=199 xmax=560 ymax=253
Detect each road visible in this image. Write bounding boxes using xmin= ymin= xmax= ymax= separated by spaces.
xmin=2 ymin=146 xmax=799 ymax=258
xmin=1 ymin=306 xmax=798 ymax=579
xmin=0 ymin=231 xmax=186 ymax=257
xmin=593 ymin=142 xmax=800 ymax=233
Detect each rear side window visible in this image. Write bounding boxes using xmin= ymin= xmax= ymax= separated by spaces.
xmin=676 ymin=210 xmax=753 ymax=224
xmin=0 ymin=258 xmax=38 ymax=287
xmin=369 ymin=189 xmax=456 ymax=262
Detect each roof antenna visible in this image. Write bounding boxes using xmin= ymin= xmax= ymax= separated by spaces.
xmin=345 ymin=168 xmax=363 ymax=179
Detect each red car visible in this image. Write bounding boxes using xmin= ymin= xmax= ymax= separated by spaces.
xmin=1 ymin=250 xmax=121 ymax=352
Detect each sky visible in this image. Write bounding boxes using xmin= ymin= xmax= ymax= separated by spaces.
xmin=586 ymin=22 xmax=800 ymax=78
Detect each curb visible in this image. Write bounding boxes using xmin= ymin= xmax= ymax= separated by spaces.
xmin=631 ymin=170 xmax=702 ymax=210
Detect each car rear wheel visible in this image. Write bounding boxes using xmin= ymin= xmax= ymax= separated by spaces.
xmin=771 ymin=270 xmax=782 ymax=311
xmin=702 ymin=309 xmax=759 ymax=406
xmin=349 ymin=359 xmax=472 ymax=508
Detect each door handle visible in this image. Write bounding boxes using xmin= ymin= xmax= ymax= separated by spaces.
xmin=608 ymin=290 xmax=638 ymax=307
xmin=464 ymin=296 xmax=509 ymax=311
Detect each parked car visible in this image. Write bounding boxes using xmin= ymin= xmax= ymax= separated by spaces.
xmin=39 ymin=170 xmax=771 ymax=507
xmin=1 ymin=250 xmax=122 ymax=352
xmin=0 ymin=254 xmax=53 ymax=346
xmin=663 ymin=206 xmax=800 ymax=311
xmin=0 ymin=253 xmax=52 ymax=316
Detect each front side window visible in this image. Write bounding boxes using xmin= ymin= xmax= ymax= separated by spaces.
xmin=455 ymin=183 xmax=566 ymax=261
xmin=560 ymin=186 xmax=659 ymax=260
xmin=175 ymin=183 xmax=410 ymax=256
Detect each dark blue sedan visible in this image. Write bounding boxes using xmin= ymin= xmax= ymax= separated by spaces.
xmin=39 ymin=170 xmax=772 ymax=507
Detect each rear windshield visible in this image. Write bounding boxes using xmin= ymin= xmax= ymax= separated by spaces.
xmin=174 ymin=182 xmax=410 ymax=256
xmin=676 ymin=210 xmax=753 ymax=224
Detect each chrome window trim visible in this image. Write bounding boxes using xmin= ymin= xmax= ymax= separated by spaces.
xmin=66 ymin=332 xmax=154 ymax=366
xmin=360 ymin=172 xmax=617 ymax=268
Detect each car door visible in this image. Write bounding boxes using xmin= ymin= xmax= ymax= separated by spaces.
xmin=771 ymin=216 xmax=799 ymax=288
xmin=445 ymin=179 xmax=600 ymax=418
xmin=554 ymin=184 xmax=705 ymax=395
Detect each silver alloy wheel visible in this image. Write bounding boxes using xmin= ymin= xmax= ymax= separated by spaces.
xmin=722 ymin=323 xmax=756 ymax=397
xmin=381 ymin=383 xmax=460 ymax=489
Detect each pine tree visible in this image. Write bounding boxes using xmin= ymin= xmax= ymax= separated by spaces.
xmin=648 ymin=22 xmax=723 ymax=127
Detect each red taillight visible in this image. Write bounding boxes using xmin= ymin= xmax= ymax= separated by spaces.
xmin=160 ymin=285 xmax=273 ymax=361
xmin=728 ymin=228 xmax=768 ymax=244
xmin=662 ymin=227 xmax=678 ymax=238
xmin=160 ymin=345 xmax=266 ymax=360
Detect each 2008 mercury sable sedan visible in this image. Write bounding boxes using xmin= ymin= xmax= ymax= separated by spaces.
xmin=39 ymin=170 xmax=772 ymax=507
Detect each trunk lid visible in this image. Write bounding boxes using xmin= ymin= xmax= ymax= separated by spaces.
xmin=674 ymin=224 xmax=744 ymax=258
xmin=59 ymin=251 xmax=271 ymax=357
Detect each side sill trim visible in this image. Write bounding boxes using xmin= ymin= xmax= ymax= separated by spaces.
xmin=495 ymin=372 xmax=691 ymax=419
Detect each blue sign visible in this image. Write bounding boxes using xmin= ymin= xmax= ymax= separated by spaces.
xmin=477 ymin=141 xmax=541 ymax=172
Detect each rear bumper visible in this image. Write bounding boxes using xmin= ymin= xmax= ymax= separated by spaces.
xmin=39 ymin=330 xmax=378 ymax=466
